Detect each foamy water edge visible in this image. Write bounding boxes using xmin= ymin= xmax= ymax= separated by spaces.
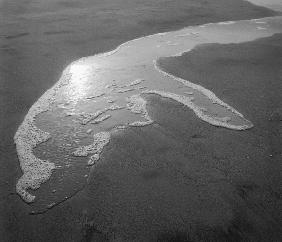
xmin=14 ymin=16 xmax=281 ymax=203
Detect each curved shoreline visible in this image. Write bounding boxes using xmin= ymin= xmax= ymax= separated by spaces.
xmin=14 ymin=68 xmax=73 ymax=203
xmin=14 ymin=15 xmax=282 ymax=203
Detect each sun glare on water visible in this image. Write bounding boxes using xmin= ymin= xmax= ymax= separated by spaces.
xmin=67 ymin=63 xmax=97 ymax=104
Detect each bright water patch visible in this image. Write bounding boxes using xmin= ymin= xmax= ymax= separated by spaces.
xmin=14 ymin=16 xmax=282 ymax=208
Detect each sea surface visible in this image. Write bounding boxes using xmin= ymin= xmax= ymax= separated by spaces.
xmin=14 ymin=14 xmax=282 ymax=211
xmin=1 ymin=0 xmax=282 ymax=241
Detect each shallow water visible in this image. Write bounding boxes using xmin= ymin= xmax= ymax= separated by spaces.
xmin=15 ymin=15 xmax=282 ymax=210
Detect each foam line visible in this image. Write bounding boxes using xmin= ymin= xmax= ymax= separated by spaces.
xmin=14 ymin=69 xmax=72 ymax=203
xmin=143 ymin=90 xmax=251 ymax=130
xmin=153 ymin=60 xmax=246 ymax=119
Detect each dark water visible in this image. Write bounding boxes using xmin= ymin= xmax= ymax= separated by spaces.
xmin=0 ymin=0 xmax=279 ymax=241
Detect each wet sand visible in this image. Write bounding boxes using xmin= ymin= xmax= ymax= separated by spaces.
xmin=0 ymin=0 xmax=281 ymax=241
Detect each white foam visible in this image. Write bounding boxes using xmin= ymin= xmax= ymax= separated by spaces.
xmin=86 ymin=92 xmax=105 ymax=99
xmin=128 ymin=79 xmax=144 ymax=87
xmin=14 ymin=69 xmax=72 ymax=203
xmin=79 ymin=110 xmax=106 ymax=125
xmin=116 ymin=88 xmax=135 ymax=93
xmin=72 ymin=132 xmax=111 ymax=166
xmin=217 ymin=21 xmax=236 ymax=25
xmin=91 ymin=114 xmax=111 ymax=124
xmin=88 ymin=154 xmax=100 ymax=166
xmin=137 ymin=86 xmax=147 ymax=90
xmin=153 ymin=60 xmax=246 ymax=119
xmin=143 ymin=90 xmax=251 ymax=130
xmin=107 ymin=104 xmax=125 ymax=111
xmin=126 ymin=94 xmax=153 ymax=126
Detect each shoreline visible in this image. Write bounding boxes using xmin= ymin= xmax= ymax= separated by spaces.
xmin=157 ymin=33 xmax=282 ymax=131
xmin=2 ymin=0 xmax=281 ymax=241
xmin=14 ymin=14 xmax=282 ymax=203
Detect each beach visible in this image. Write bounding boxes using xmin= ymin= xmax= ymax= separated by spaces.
xmin=1 ymin=0 xmax=281 ymax=241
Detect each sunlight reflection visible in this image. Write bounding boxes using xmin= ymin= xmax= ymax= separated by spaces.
xmin=67 ymin=63 xmax=94 ymax=104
